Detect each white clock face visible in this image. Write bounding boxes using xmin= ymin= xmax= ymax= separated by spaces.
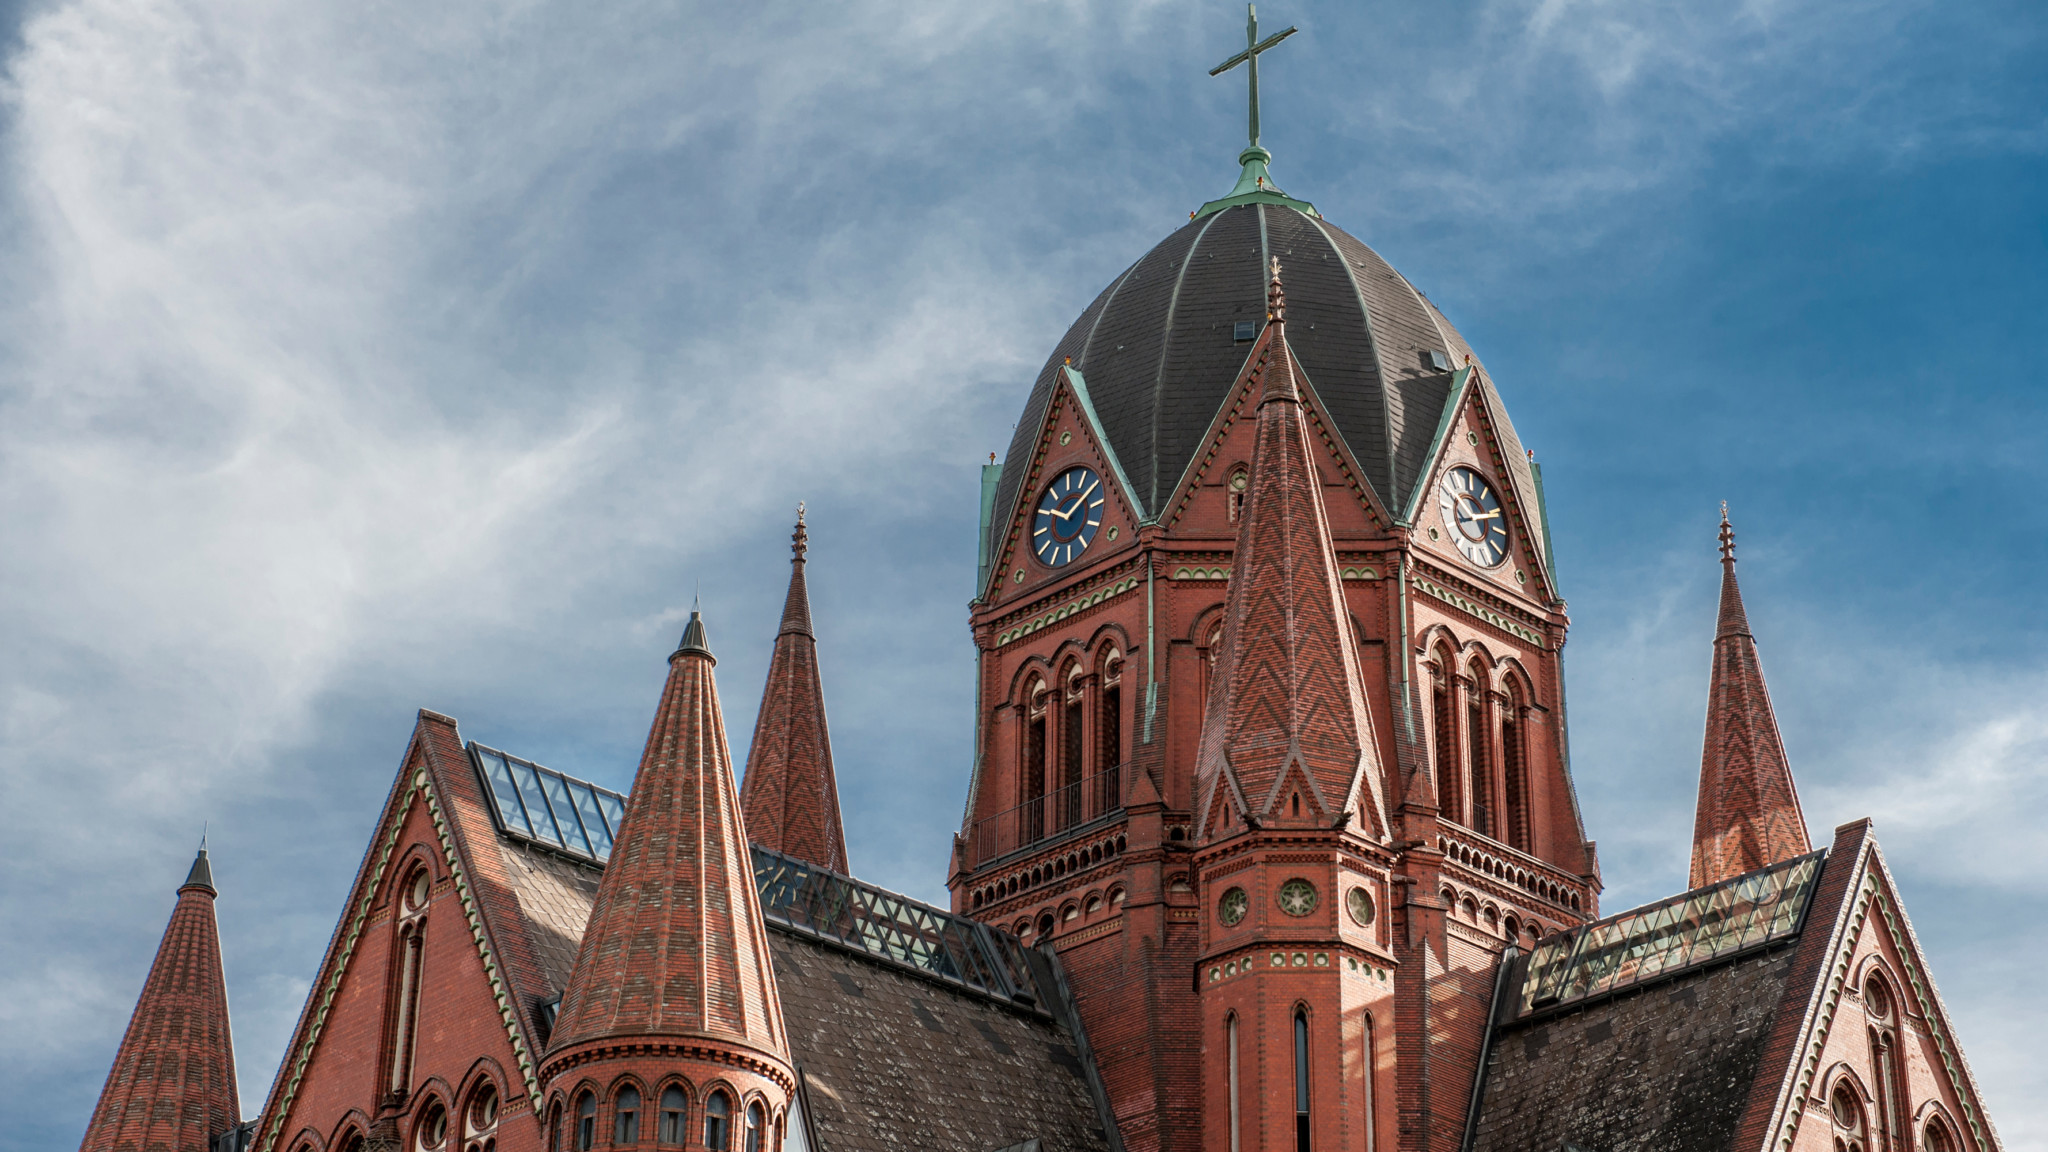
xmin=1438 ymin=466 xmax=1509 ymax=568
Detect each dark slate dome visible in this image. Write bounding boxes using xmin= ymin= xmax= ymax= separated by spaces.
xmin=990 ymin=200 xmax=1542 ymax=571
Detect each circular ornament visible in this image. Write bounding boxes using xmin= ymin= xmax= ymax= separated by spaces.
xmin=1347 ymin=886 xmax=1376 ymax=927
xmin=1277 ymin=878 xmax=1318 ymax=917
xmin=1218 ymin=886 xmax=1249 ymax=926
xmin=1033 ymin=465 xmax=1106 ymax=568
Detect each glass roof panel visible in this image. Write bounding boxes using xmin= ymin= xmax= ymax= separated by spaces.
xmin=540 ymin=772 xmax=596 ymax=856
xmin=467 ymin=742 xmax=626 ymax=865
xmin=570 ymin=782 xmax=616 ymax=858
xmin=510 ymin=758 xmax=565 ymax=847
xmin=476 ymin=748 xmax=535 ymax=838
xmin=1517 ymin=850 xmax=1823 ymax=1017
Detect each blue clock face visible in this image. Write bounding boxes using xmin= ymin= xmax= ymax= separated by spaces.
xmin=1033 ymin=466 xmax=1106 ymax=567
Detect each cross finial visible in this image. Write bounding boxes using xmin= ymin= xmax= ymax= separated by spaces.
xmin=1210 ymin=4 xmax=1297 ymax=153
xmin=792 ymin=503 xmax=809 ymax=561
xmin=1267 ymin=256 xmax=1286 ymax=321
xmin=1719 ymin=502 xmax=1736 ymax=563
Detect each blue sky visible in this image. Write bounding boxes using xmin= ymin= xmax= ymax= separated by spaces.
xmin=2 ymin=0 xmax=2042 ymax=1147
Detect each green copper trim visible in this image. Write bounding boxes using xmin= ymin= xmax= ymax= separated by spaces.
xmin=1063 ymin=365 xmax=1149 ymax=521
xmin=1194 ymin=147 xmax=1319 ymax=218
xmin=1399 ymin=366 xmax=1472 ymax=525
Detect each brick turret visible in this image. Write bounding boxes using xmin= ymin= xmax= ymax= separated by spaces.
xmin=1690 ymin=508 xmax=1810 ymax=888
xmin=740 ymin=506 xmax=850 ymax=873
xmin=80 ymin=848 xmax=240 ymax=1152
xmin=1193 ymin=257 xmax=1389 ymax=842
xmin=542 ymin=609 xmax=795 ymax=1142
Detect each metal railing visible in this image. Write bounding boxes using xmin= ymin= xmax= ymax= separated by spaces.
xmin=971 ymin=766 xmax=1123 ymax=868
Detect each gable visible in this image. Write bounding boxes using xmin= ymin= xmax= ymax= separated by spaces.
xmin=1409 ymin=373 xmax=1554 ymax=607
xmin=253 ymin=713 xmax=559 ymax=1152
xmin=985 ymin=366 xmax=1146 ymax=604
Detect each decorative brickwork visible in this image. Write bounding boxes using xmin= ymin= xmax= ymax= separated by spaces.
xmin=79 ymin=850 xmax=239 ymax=1152
xmin=1691 ymin=511 xmax=1810 ymax=889
xmin=741 ymin=507 xmax=851 ymax=874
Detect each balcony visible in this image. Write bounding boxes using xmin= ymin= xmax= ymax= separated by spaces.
xmin=970 ymin=766 xmax=1123 ymax=870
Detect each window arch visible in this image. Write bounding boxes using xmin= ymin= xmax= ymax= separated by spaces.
xmin=1924 ymin=1116 xmax=1957 ymax=1152
xmin=1226 ymin=1013 xmax=1241 ymax=1152
xmin=464 ymin=1081 xmax=500 ymax=1152
xmin=414 ymin=1100 xmax=449 ymax=1152
xmin=743 ymin=1102 xmax=765 ymax=1152
xmin=1499 ymin=674 xmax=1530 ymax=852
xmin=1829 ymin=1077 xmax=1867 ymax=1152
xmin=386 ymin=864 xmax=432 ymax=1096
xmin=614 ymin=1085 xmax=642 ymax=1146
xmin=1058 ymin=661 xmax=1086 ymax=831
xmin=1864 ymin=971 xmax=1906 ymax=1150
xmin=1429 ymin=644 xmax=1462 ymax=825
xmin=704 ymin=1091 xmax=732 ymax=1152
xmin=1098 ymin=646 xmax=1123 ymax=815
xmin=657 ymin=1085 xmax=687 ymax=1145
xmin=1021 ymin=676 xmax=1049 ymax=845
xmin=1293 ymin=1009 xmax=1312 ymax=1152
xmin=574 ymin=1094 xmax=597 ymax=1152
xmin=1361 ymin=1013 xmax=1377 ymax=1152
xmin=1465 ymin=659 xmax=1495 ymax=838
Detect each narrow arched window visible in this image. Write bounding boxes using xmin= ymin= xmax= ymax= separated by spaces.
xmin=415 ymin=1100 xmax=448 ymax=1152
xmin=1430 ymin=654 xmax=1461 ymax=824
xmin=575 ymin=1095 xmax=596 ymax=1152
xmin=1925 ymin=1118 xmax=1956 ymax=1152
xmin=387 ymin=867 xmax=431 ymax=1094
xmin=1226 ymin=1015 xmax=1241 ymax=1152
xmin=1293 ymin=1010 xmax=1312 ymax=1152
xmin=1023 ymin=679 xmax=1048 ymax=844
xmin=658 ymin=1087 xmax=686 ymax=1145
xmin=1099 ymin=653 xmax=1122 ymax=816
xmin=467 ymin=1082 xmax=500 ymax=1152
xmin=1060 ymin=666 xmax=1085 ymax=830
xmin=743 ymin=1104 xmax=765 ymax=1152
xmin=1865 ymin=975 xmax=1905 ymax=1150
xmin=615 ymin=1087 xmax=641 ymax=1145
xmin=1830 ymin=1080 xmax=1867 ymax=1152
xmin=1362 ymin=1013 xmax=1377 ymax=1152
xmin=1466 ymin=674 xmax=1494 ymax=838
xmin=704 ymin=1092 xmax=732 ymax=1152
xmin=1500 ymin=682 xmax=1528 ymax=851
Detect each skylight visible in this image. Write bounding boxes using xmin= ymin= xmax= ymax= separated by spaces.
xmin=1515 ymin=850 xmax=1824 ymax=1017
xmin=469 ymin=742 xmax=626 ymax=864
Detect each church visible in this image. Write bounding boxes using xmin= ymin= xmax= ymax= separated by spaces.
xmin=76 ymin=11 xmax=2004 ymax=1152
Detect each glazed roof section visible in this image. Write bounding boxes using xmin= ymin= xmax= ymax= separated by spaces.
xmin=989 ymin=202 xmax=1550 ymax=580
xmin=1513 ymin=850 xmax=1823 ymax=1019
xmin=471 ymin=742 xmax=1048 ymax=1009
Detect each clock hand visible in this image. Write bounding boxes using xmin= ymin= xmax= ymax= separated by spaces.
xmin=1463 ymin=509 xmax=1502 ymax=522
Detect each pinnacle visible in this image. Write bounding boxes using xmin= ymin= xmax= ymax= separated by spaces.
xmin=744 ymin=511 xmax=849 ymax=874
xmin=779 ymin=505 xmax=815 ymax=639
xmin=181 ymin=846 xmax=216 ymax=895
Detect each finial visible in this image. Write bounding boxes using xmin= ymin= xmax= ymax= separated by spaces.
xmin=1267 ymin=256 xmax=1285 ymax=321
xmin=1718 ymin=502 xmax=1736 ymax=563
xmin=989 ymin=452 xmax=997 ymax=465
xmin=792 ymin=504 xmax=809 ymax=562
xmin=675 ymin=600 xmax=714 ymax=661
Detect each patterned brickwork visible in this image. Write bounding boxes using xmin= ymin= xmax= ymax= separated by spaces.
xmin=740 ymin=509 xmax=850 ymax=874
xmin=1691 ymin=514 xmax=1810 ymax=889
xmin=80 ymin=852 xmax=239 ymax=1152
xmin=1192 ymin=259 xmax=1389 ymax=842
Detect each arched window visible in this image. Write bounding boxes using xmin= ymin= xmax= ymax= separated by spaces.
xmin=415 ymin=1100 xmax=449 ymax=1152
xmin=658 ymin=1087 xmax=686 ymax=1145
xmin=1865 ymin=974 xmax=1905 ymax=1150
xmin=1361 ymin=1013 xmax=1377 ymax=1152
xmin=387 ymin=866 xmax=431 ymax=1095
xmin=615 ymin=1086 xmax=641 ymax=1146
xmin=1060 ymin=664 xmax=1086 ymax=831
xmin=1830 ymin=1079 xmax=1867 ymax=1152
xmin=1500 ymin=679 xmax=1528 ymax=852
xmin=1924 ymin=1117 xmax=1957 ymax=1152
xmin=743 ymin=1103 xmax=765 ymax=1152
xmin=1023 ymin=678 xmax=1048 ymax=844
xmin=1098 ymin=650 xmax=1123 ymax=816
xmin=1293 ymin=1010 xmax=1312 ymax=1152
xmin=704 ymin=1092 xmax=732 ymax=1152
xmin=1466 ymin=667 xmax=1494 ymax=838
xmin=466 ymin=1082 xmax=500 ymax=1152
xmin=575 ymin=1095 xmax=596 ymax=1152
xmin=1226 ymin=1014 xmax=1241 ymax=1152
xmin=1430 ymin=649 xmax=1461 ymax=825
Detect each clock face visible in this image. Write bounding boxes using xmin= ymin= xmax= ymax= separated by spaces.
xmin=1438 ymin=466 xmax=1509 ymax=567
xmin=1218 ymin=887 xmax=1248 ymax=927
xmin=1033 ymin=466 xmax=1106 ymax=567
xmin=1277 ymin=878 xmax=1318 ymax=918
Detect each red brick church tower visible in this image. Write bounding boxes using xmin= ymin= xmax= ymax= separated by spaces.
xmin=949 ymin=17 xmax=1596 ymax=1146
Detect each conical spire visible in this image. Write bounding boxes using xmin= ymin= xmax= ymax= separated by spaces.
xmin=741 ymin=506 xmax=850 ymax=873
xmin=1193 ymin=258 xmax=1388 ymax=840
xmin=1690 ymin=507 xmax=1810 ymax=888
xmin=80 ymin=848 xmax=239 ymax=1152
xmin=549 ymin=608 xmax=791 ymax=1062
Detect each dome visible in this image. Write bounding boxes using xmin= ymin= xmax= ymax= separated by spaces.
xmin=989 ymin=200 xmax=1544 ymax=573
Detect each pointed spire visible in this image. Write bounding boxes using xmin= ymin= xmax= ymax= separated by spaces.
xmin=549 ymin=608 xmax=791 ymax=1061
xmin=81 ymin=850 xmax=239 ymax=1152
xmin=1690 ymin=508 xmax=1810 ymax=888
xmin=1193 ymin=259 xmax=1389 ymax=840
xmin=742 ymin=506 xmax=850 ymax=873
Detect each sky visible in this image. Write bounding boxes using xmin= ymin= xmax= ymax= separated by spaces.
xmin=1 ymin=0 xmax=2042 ymax=1146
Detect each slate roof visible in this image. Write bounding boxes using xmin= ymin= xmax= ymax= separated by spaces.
xmin=474 ymin=744 xmax=1115 ymax=1152
xmin=988 ymin=203 xmax=1548 ymax=575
